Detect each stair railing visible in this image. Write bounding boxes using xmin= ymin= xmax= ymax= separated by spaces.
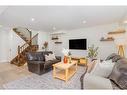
xmin=13 ymin=27 xmax=32 ymax=43
xmin=17 ymin=33 xmax=38 ymax=55
xmin=31 ymin=33 xmax=38 ymax=45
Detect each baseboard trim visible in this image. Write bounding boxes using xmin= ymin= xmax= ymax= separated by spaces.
xmin=0 ymin=60 xmax=9 ymax=63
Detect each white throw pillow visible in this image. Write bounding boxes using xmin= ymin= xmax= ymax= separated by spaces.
xmin=90 ymin=60 xmax=115 ymax=78
xmin=49 ymin=53 xmax=56 ymax=60
xmin=45 ymin=55 xmax=52 ymax=61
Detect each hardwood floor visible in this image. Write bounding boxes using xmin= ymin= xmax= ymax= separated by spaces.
xmin=0 ymin=63 xmax=31 ymax=89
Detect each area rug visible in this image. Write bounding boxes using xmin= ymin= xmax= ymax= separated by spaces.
xmin=3 ymin=66 xmax=86 ymax=89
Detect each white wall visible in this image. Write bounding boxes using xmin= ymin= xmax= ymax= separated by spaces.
xmin=0 ymin=27 xmax=48 ymax=63
xmin=31 ymin=30 xmax=49 ymax=51
xmin=0 ymin=23 xmax=126 ymax=62
xmin=49 ymin=23 xmax=120 ymax=59
xmin=0 ymin=27 xmax=26 ymax=62
xmin=0 ymin=27 xmax=10 ymax=62
xmin=9 ymin=29 xmax=25 ymax=61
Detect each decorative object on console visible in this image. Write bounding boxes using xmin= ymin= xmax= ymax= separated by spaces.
xmin=68 ymin=51 xmax=72 ymax=63
xmin=42 ymin=41 xmax=48 ymax=51
xmin=87 ymin=44 xmax=99 ymax=61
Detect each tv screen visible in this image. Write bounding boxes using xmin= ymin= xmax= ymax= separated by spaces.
xmin=69 ymin=39 xmax=87 ymax=50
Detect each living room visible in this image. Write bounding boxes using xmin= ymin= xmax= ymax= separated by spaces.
xmin=0 ymin=5 xmax=127 ymax=91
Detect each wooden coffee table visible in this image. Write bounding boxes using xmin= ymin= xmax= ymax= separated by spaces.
xmin=53 ymin=61 xmax=77 ymax=82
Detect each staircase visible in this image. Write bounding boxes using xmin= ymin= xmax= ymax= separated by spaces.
xmin=11 ymin=27 xmax=39 ymax=66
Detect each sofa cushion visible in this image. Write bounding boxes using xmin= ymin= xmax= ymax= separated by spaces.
xmin=90 ymin=60 xmax=115 ymax=78
xmin=44 ymin=61 xmax=53 ymax=69
xmin=51 ymin=59 xmax=60 ymax=64
xmin=84 ymin=73 xmax=112 ymax=89
xmin=117 ymin=58 xmax=127 ymax=64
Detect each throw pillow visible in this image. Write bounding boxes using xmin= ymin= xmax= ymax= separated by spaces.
xmin=49 ymin=53 xmax=56 ymax=60
xmin=109 ymin=62 xmax=127 ymax=89
xmin=90 ymin=60 xmax=115 ymax=78
xmin=45 ymin=54 xmax=53 ymax=61
xmin=87 ymin=60 xmax=99 ymax=73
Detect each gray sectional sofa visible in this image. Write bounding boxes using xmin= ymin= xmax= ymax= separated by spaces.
xmin=81 ymin=53 xmax=127 ymax=89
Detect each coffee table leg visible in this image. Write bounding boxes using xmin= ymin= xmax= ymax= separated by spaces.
xmin=65 ymin=69 xmax=68 ymax=82
xmin=53 ymin=66 xmax=56 ymax=78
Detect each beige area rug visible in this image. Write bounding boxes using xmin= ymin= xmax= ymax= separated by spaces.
xmin=0 ymin=63 xmax=31 ymax=89
xmin=3 ymin=66 xmax=86 ymax=89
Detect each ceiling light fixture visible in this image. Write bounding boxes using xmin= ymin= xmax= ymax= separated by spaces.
xmin=82 ymin=20 xmax=87 ymax=24
xmin=53 ymin=27 xmax=56 ymax=30
xmin=31 ymin=18 xmax=35 ymax=21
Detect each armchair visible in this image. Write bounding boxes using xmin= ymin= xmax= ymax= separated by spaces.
xmin=26 ymin=51 xmax=61 ymax=75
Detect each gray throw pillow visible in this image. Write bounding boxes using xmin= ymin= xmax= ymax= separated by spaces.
xmin=112 ymin=55 xmax=122 ymax=62
xmin=117 ymin=58 xmax=127 ymax=64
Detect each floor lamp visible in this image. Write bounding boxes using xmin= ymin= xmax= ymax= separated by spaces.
xmin=114 ymin=38 xmax=126 ymax=57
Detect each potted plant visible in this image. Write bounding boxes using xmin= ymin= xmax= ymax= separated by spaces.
xmin=42 ymin=41 xmax=48 ymax=51
xmin=87 ymin=44 xmax=99 ymax=61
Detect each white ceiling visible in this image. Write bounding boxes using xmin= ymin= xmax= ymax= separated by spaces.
xmin=0 ymin=6 xmax=127 ymax=32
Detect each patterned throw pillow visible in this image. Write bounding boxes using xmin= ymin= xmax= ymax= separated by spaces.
xmin=45 ymin=55 xmax=52 ymax=61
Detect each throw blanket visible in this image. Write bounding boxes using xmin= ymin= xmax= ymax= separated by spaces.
xmin=109 ymin=59 xmax=127 ymax=89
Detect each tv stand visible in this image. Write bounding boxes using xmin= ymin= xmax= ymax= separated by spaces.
xmin=71 ymin=56 xmax=87 ymax=66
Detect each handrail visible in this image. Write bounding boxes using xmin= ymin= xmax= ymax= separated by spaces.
xmin=31 ymin=33 xmax=38 ymax=40
xmin=18 ymin=33 xmax=39 ymax=54
xmin=26 ymin=28 xmax=32 ymax=39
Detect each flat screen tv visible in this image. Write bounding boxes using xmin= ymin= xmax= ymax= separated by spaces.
xmin=69 ymin=39 xmax=87 ymax=50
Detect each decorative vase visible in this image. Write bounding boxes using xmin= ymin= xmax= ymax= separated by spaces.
xmin=63 ymin=56 xmax=68 ymax=64
xmin=68 ymin=56 xmax=72 ymax=63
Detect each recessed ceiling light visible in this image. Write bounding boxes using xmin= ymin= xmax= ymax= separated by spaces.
xmin=31 ymin=18 xmax=35 ymax=21
xmin=82 ymin=20 xmax=87 ymax=24
xmin=53 ymin=27 xmax=56 ymax=30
